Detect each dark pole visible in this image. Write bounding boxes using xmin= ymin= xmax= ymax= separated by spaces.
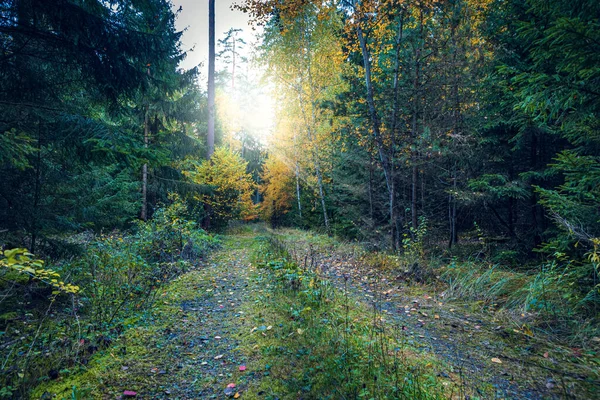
xmin=207 ymin=0 xmax=215 ymax=158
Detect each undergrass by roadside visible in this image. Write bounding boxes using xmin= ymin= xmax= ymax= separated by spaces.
xmin=272 ymin=228 xmax=600 ymax=399
xmin=236 ymin=234 xmax=453 ymax=400
xmin=32 ymin=228 xmax=455 ymax=399
xmin=39 ymin=225 xmax=598 ymax=399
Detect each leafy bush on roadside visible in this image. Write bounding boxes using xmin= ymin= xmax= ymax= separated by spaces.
xmin=0 ymin=195 xmax=219 ymax=398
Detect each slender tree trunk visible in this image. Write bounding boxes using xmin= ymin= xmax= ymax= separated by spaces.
xmin=295 ymin=162 xmax=302 ymax=218
xmin=368 ymin=152 xmax=374 ymax=224
xmin=202 ymin=0 xmax=216 ymax=230
xmin=448 ymin=191 xmax=453 ymax=248
xmin=207 ymin=0 xmax=215 ymax=158
xmin=299 ymin=23 xmax=329 ymax=231
xmin=141 ymin=105 xmax=149 ymax=221
xmin=315 ymin=163 xmax=329 ymax=229
xmin=356 ymin=25 xmax=391 ymax=193
xmin=410 ymin=8 xmax=423 ymax=235
xmin=31 ymin=120 xmax=42 ymax=253
xmin=411 ymin=164 xmax=418 ymax=232
xmin=309 ymin=107 xmax=329 ymax=231
xmin=356 ymin=23 xmax=396 ymax=246
xmin=296 ymin=91 xmax=328 ymax=230
xmin=389 ymin=13 xmax=404 ymax=250
xmin=448 ymin=17 xmax=460 ymax=248
xmin=232 ymin=34 xmax=236 ymax=89
xmin=411 ymin=75 xmax=419 ymax=233
xmin=449 ymin=162 xmax=457 ymax=248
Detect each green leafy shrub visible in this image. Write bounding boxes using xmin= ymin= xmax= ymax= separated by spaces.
xmin=0 ymin=195 xmax=219 ymax=398
xmin=132 ymin=193 xmax=219 ymax=263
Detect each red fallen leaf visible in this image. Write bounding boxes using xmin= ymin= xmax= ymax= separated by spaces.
xmin=227 ymin=383 xmax=236 ymax=388
xmin=123 ymin=390 xmax=137 ymax=397
xmin=239 ymin=365 xmax=246 ymax=371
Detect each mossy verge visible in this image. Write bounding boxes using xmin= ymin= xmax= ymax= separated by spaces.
xmin=31 ymin=266 xmax=220 ymax=399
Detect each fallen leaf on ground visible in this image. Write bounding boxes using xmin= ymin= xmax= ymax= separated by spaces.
xmin=491 ymin=357 xmax=502 ymax=364
xmin=214 ymin=354 xmax=224 ymax=360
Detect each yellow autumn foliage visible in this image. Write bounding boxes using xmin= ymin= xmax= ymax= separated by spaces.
xmin=260 ymin=156 xmax=295 ymax=220
xmin=1 ymin=248 xmax=80 ymax=294
xmin=184 ymin=147 xmax=257 ymax=222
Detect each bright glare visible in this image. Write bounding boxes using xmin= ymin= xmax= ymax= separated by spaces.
xmin=217 ymin=82 xmax=276 ymax=147
xmin=245 ymin=90 xmax=276 ymax=144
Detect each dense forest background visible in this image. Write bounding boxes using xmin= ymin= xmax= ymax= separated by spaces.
xmin=249 ymin=0 xmax=600 ymax=314
xmin=0 ymin=0 xmax=599 ymax=397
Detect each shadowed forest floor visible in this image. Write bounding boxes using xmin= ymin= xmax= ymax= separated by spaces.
xmin=34 ymin=228 xmax=599 ymax=399
xmin=277 ymin=229 xmax=600 ymax=399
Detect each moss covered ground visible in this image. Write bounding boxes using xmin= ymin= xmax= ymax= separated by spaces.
xmin=32 ymin=227 xmax=599 ymax=399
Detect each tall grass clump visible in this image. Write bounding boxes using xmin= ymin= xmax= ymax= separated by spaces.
xmin=439 ymin=255 xmax=600 ymax=340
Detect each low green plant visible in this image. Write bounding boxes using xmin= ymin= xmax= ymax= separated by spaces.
xmin=132 ymin=193 xmax=219 ymax=263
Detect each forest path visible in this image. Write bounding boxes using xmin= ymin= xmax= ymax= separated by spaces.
xmin=35 ymin=229 xmax=598 ymax=399
xmin=276 ymin=229 xmax=599 ymax=400
xmin=35 ymin=233 xmax=262 ymax=399
xmin=152 ymin=233 xmax=260 ymax=399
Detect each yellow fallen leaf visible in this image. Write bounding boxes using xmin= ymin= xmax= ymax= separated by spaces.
xmin=491 ymin=357 xmax=502 ymax=364
xmin=522 ymin=325 xmax=533 ymax=337
xmin=434 ymin=315 xmax=440 ymax=319
xmin=234 ymin=393 xmax=240 ymax=399
xmin=297 ymin=328 xmax=304 ymax=335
